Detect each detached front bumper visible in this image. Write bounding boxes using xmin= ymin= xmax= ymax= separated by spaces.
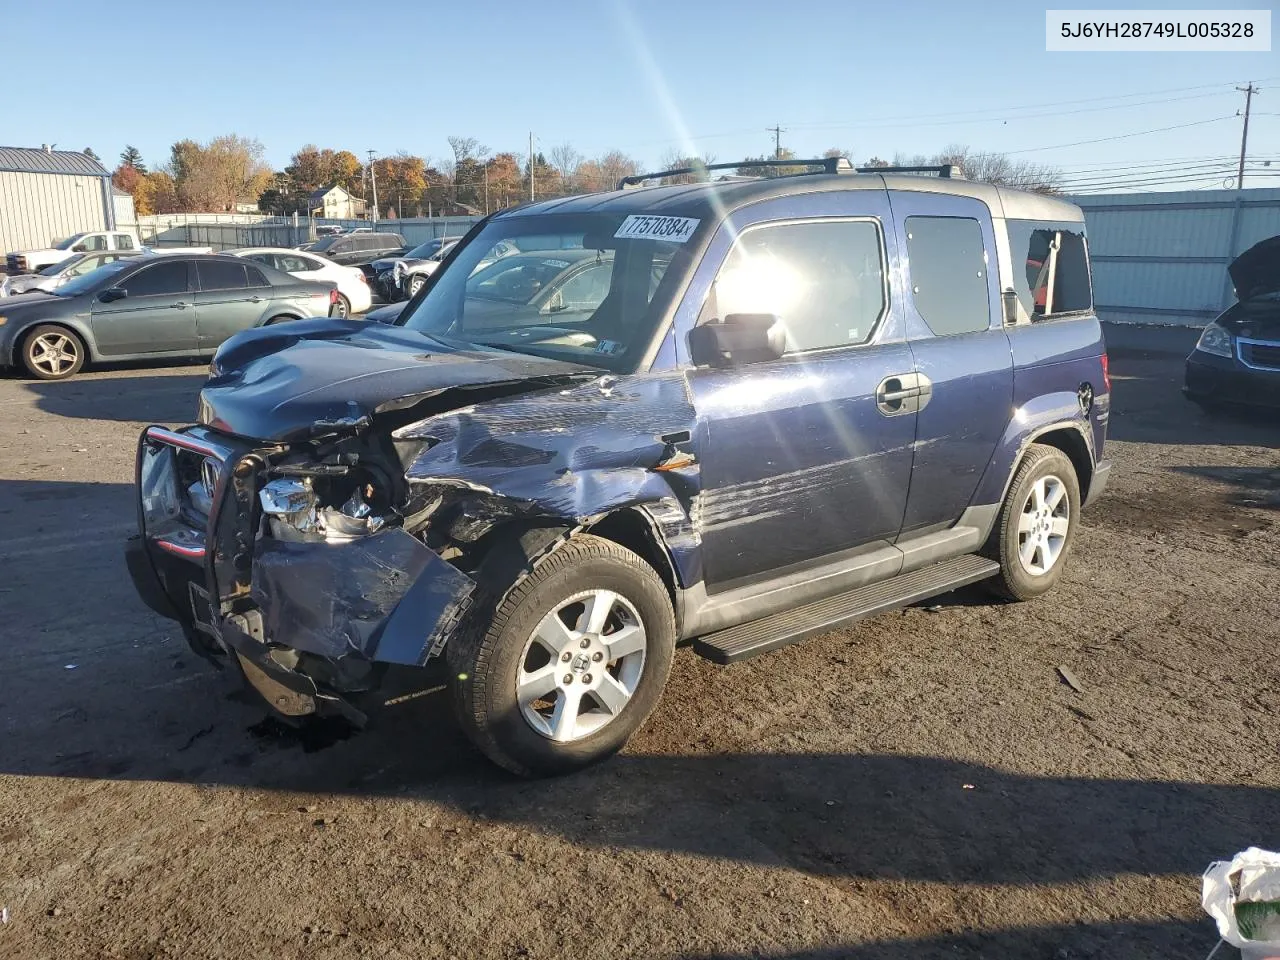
xmin=125 ymin=425 xmax=476 ymax=721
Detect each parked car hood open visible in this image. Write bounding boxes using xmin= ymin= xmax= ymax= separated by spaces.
xmin=199 ymin=316 xmax=600 ymax=442
xmin=1229 ymin=235 xmax=1280 ymax=300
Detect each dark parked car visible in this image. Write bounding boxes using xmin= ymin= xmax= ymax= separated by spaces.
xmin=1184 ymin=235 xmax=1280 ymax=413
xmin=0 ymin=254 xmax=339 ymax=380
xmin=373 ymin=238 xmax=522 ymax=302
xmin=306 ymin=231 xmax=406 ymax=268
xmin=127 ymin=159 xmax=1112 ymax=777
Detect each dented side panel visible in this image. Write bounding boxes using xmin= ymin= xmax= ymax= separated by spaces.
xmin=395 ymin=372 xmax=703 ymax=585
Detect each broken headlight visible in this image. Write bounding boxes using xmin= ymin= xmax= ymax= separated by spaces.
xmin=259 ymin=477 xmax=389 ymax=542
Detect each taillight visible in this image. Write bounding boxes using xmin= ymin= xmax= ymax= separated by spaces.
xmin=1100 ymin=353 xmax=1110 ymax=392
xmin=329 ymin=288 xmax=339 ymax=304
xmin=357 ymin=273 xmax=369 ymax=284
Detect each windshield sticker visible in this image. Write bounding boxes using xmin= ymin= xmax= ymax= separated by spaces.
xmin=542 ymin=258 xmax=570 ymax=268
xmin=614 ymin=215 xmax=700 ymax=244
xmin=595 ymin=339 xmax=626 ymax=356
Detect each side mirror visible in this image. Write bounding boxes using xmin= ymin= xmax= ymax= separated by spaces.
xmin=688 ymin=313 xmax=785 ymax=368
xmin=99 ymin=287 xmax=127 ymax=303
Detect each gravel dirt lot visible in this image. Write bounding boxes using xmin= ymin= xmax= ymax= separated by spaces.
xmin=1 ymin=329 xmax=1277 ymax=960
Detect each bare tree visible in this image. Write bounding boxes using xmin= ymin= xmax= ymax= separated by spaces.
xmin=549 ymin=143 xmax=583 ymax=189
xmin=930 ymin=143 xmax=1062 ymax=194
xmin=446 ymin=136 xmax=488 ymax=165
xmin=596 ymin=150 xmax=639 ymax=189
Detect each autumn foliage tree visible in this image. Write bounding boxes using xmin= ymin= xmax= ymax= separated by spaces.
xmin=162 ymin=135 xmax=271 ymax=211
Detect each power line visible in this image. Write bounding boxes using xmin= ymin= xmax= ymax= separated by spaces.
xmin=1002 ymin=116 xmax=1238 ymax=154
xmin=786 ymin=90 xmax=1238 ymax=131
xmin=618 ymin=76 xmax=1280 ymax=150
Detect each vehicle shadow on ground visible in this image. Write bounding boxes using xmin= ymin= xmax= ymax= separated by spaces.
xmin=1174 ymin=465 xmax=1280 ymax=512
xmin=688 ymin=919 xmax=1222 ymax=960
xmin=5 ymin=667 xmax=1277 ymax=892
xmin=20 ymin=369 xmax=207 ymax=423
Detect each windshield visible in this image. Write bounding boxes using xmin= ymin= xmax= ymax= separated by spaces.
xmin=40 ymin=255 xmax=81 ymax=277
xmin=54 ymin=258 xmax=135 ymax=297
xmin=309 ymin=236 xmax=340 ymax=252
xmin=399 ymin=214 xmax=695 ymax=371
xmin=404 ymin=239 xmax=444 ymax=259
xmin=53 ymin=233 xmax=88 ymax=251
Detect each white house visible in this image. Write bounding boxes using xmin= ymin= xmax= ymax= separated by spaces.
xmin=308 ymin=185 xmax=366 ymax=220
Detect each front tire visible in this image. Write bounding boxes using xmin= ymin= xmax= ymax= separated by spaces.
xmin=448 ymin=534 xmax=675 ymax=777
xmin=407 ymin=275 xmax=426 ymax=299
xmin=983 ymin=444 xmax=1081 ymax=602
xmin=21 ymin=325 xmax=86 ymax=380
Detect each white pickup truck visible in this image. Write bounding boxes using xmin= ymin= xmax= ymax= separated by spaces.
xmin=4 ymin=230 xmax=211 ymax=274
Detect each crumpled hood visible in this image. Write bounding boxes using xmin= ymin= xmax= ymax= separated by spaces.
xmin=371 ymin=257 xmax=428 ymax=273
xmin=198 ymin=316 xmax=598 ymax=442
xmin=1230 ymin=236 xmax=1280 ymax=300
xmin=6 ymin=275 xmax=54 ymax=294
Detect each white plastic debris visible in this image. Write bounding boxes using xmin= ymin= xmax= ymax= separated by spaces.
xmin=1203 ymin=847 xmax=1280 ymax=959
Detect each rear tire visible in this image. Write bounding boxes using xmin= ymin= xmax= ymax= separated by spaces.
xmin=334 ymin=294 xmax=351 ymax=319
xmin=448 ymin=534 xmax=675 ymax=777
xmin=264 ymin=314 xmax=298 ymax=326
xmin=21 ymin=324 xmax=86 ymax=380
xmin=983 ymin=444 xmax=1081 ymax=602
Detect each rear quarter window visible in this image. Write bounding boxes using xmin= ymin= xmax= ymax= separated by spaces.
xmin=1008 ymin=220 xmax=1092 ymax=321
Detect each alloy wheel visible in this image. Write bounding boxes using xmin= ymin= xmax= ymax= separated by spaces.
xmin=516 ymin=589 xmax=647 ymax=742
xmin=28 ymin=332 xmax=79 ymax=377
xmin=1017 ymin=474 xmax=1070 ymax=576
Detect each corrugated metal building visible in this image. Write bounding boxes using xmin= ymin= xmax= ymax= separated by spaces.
xmin=1073 ymin=187 xmax=1280 ymax=327
xmin=0 ymin=145 xmax=116 ymax=255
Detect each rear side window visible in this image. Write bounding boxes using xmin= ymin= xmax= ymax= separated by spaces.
xmin=121 ymin=260 xmax=188 ymax=297
xmin=114 ymin=234 xmax=135 ymax=250
xmin=904 ymin=216 xmax=991 ymax=337
xmin=244 ymin=265 xmax=269 ymax=287
xmin=1008 ymin=221 xmax=1092 ymax=320
xmin=712 ymin=219 xmax=887 ymax=353
xmin=198 ymin=261 xmax=248 ymax=290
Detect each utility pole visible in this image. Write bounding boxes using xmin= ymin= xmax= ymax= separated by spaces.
xmin=367 ymin=150 xmax=379 ymax=224
xmin=528 ymin=132 xmax=536 ymax=201
xmin=1236 ymin=83 xmax=1259 ymax=189
xmin=484 ymin=166 xmax=490 ymax=215
xmin=767 ymin=124 xmax=786 ymax=160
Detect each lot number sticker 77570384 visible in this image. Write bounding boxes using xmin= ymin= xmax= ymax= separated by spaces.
xmin=613 ymin=215 xmax=701 ymax=243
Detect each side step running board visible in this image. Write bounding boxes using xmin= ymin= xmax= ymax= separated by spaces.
xmin=692 ymin=554 xmax=1000 ymax=665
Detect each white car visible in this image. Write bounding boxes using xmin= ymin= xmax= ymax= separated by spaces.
xmin=227 ymin=247 xmax=372 ymax=317
xmin=1 ymin=249 xmax=145 ymax=296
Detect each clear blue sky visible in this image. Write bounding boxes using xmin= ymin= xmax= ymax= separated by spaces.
xmin=5 ymin=0 xmax=1277 ymax=190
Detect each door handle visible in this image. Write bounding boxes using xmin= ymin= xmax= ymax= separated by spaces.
xmin=879 ymin=386 xmax=921 ymax=403
xmin=876 ymin=374 xmax=922 ymax=416
xmin=171 ymin=301 xmax=192 ymax=310
xmin=248 ymin=295 xmax=264 ymax=303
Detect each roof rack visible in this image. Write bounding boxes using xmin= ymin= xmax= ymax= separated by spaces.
xmin=617 ymin=159 xmax=961 ymax=190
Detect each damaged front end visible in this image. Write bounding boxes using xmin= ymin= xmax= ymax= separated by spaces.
xmin=125 ymin=357 xmax=702 ymax=728
xmin=125 ymin=423 xmax=477 ymax=724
